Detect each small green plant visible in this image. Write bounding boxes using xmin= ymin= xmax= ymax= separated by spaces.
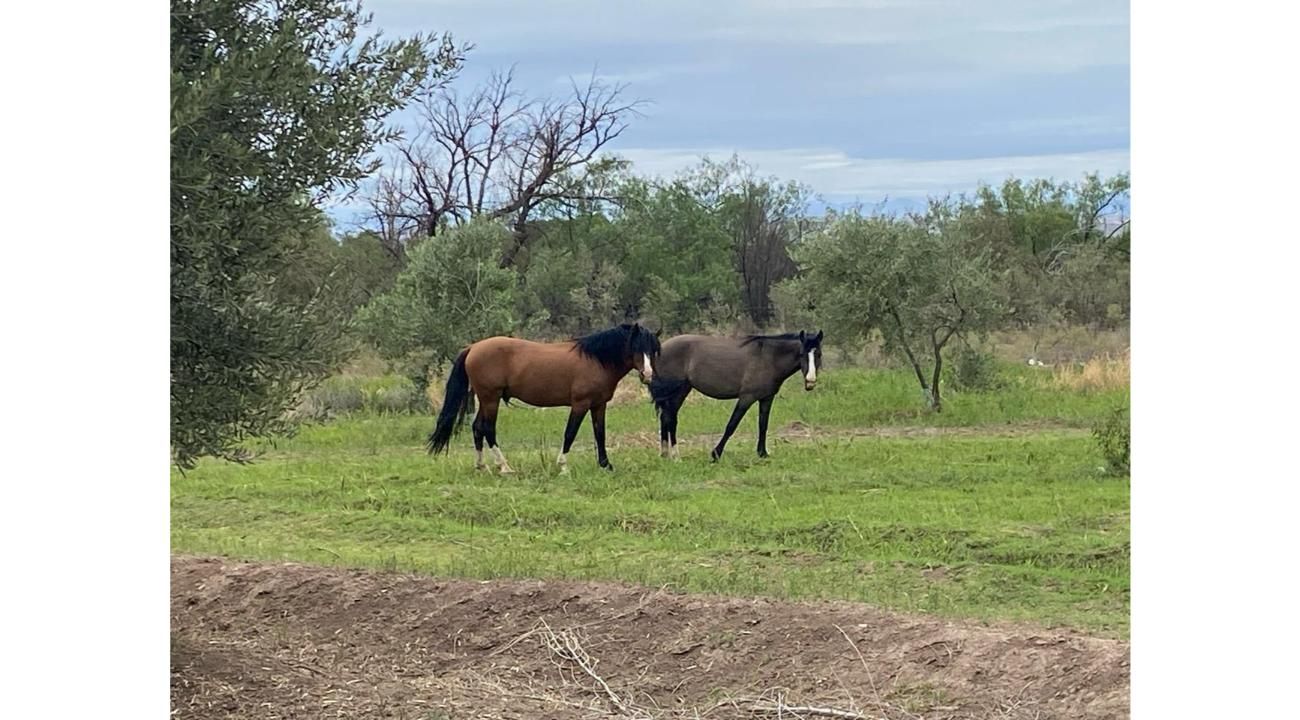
xmin=949 ymin=347 xmax=1004 ymax=392
xmin=1092 ymin=405 xmax=1130 ymax=475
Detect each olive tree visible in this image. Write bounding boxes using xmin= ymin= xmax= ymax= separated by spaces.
xmin=784 ymin=204 xmax=1006 ymax=411
xmin=354 ymin=219 xmax=518 ymax=390
xmin=170 ymin=0 xmax=464 ymax=467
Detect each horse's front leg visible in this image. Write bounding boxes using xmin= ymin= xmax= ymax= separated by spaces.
xmin=756 ymin=396 xmax=774 ymax=458
xmin=591 ymin=403 xmax=613 ymax=471
xmin=557 ymin=405 xmax=589 ymax=475
xmin=712 ymin=397 xmax=755 ymax=462
xmin=480 ymin=397 xmax=514 ymax=474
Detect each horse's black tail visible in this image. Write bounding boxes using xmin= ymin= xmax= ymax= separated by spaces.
xmin=427 ymin=348 xmax=473 ymax=455
xmin=649 ymin=375 xmax=689 ymax=418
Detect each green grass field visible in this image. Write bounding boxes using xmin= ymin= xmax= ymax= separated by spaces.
xmin=171 ymin=365 xmax=1130 ymax=638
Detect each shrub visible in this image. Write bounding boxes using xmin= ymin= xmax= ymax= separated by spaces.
xmin=1092 ymin=405 xmax=1131 ymax=475
xmin=371 ymin=383 xmax=425 ymax=414
xmin=310 ymin=378 xmax=366 ymax=415
xmin=949 ymin=346 xmax=1004 ymax=392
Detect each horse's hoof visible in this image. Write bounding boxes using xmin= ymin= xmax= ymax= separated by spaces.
xmin=558 ymin=465 xmax=570 ymax=476
xmin=757 ymin=451 xmax=769 ymax=459
xmin=710 ymin=450 xmax=722 ymax=462
xmin=599 ymin=462 xmax=614 ymax=472
xmin=498 ymin=465 xmax=516 ymax=475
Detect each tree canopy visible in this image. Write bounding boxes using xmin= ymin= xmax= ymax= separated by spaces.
xmin=170 ymin=0 xmax=464 ymax=467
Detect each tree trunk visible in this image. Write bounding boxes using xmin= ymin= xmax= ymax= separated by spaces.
xmin=887 ymin=304 xmax=930 ymax=397
xmin=929 ymin=344 xmax=944 ymax=412
xmin=498 ymin=216 xmax=529 ymax=269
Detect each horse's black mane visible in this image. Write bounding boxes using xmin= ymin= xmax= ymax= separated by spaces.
xmin=573 ymin=323 xmax=660 ymax=370
xmin=739 ymin=332 xmax=804 ymax=347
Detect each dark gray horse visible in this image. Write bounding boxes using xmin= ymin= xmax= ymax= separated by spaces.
xmin=649 ymin=331 xmax=824 ymax=461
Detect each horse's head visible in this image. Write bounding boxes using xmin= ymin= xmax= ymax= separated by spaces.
xmin=798 ymin=330 xmax=824 ymax=391
xmin=627 ymin=323 xmax=662 ymax=385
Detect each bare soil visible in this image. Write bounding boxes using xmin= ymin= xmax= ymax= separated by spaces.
xmin=172 ymin=555 xmax=1128 ymax=719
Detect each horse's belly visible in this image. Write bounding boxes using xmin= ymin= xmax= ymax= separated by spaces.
xmin=508 ymin=384 xmax=573 ymax=408
xmin=690 ymin=376 xmax=739 ymax=400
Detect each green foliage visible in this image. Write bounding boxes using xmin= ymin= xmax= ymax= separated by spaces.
xmin=1092 ymin=405 xmax=1131 ymax=475
xmin=948 ymin=346 xmax=1005 ymax=392
xmin=964 ymin=173 xmax=1130 ymax=328
xmin=786 ymin=204 xmax=1006 ymax=410
xmin=612 ymin=175 xmax=741 ymax=328
xmin=170 ymin=0 xmax=463 ymax=467
xmin=355 ymin=219 xmax=518 ymax=375
xmin=297 ymin=375 xmax=427 ymax=418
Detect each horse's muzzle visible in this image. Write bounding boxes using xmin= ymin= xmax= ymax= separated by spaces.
xmin=804 ymin=380 xmax=816 ymax=391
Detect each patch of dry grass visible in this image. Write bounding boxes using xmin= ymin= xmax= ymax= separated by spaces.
xmin=1049 ymin=350 xmax=1130 ymax=392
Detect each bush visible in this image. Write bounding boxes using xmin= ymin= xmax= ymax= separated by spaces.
xmin=1092 ymin=405 xmax=1131 ymax=475
xmin=371 ymin=383 xmax=425 ymax=414
xmin=949 ymin=346 xmax=1004 ymax=392
xmin=309 ymin=378 xmax=366 ymax=415
xmin=355 ymin=218 xmax=518 ymax=369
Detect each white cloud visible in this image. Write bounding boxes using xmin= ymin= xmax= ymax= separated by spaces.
xmin=614 ymin=147 xmax=1130 ymax=199
xmin=552 ymin=61 xmax=732 ymax=89
xmin=367 ymin=0 xmax=1127 ymax=75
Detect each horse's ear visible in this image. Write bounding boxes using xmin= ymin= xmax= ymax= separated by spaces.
xmin=799 ymin=330 xmax=806 ymax=342
xmin=655 ymin=329 xmax=662 ymax=339
xmin=815 ymin=330 xmax=824 ymax=343
xmin=630 ymin=323 xmax=641 ymax=336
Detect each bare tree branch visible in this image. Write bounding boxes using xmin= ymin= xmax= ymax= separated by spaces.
xmin=368 ymin=69 xmax=643 ymax=267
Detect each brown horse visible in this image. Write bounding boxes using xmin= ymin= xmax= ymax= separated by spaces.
xmin=427 ymin=323 xmax=662 ymax=473
xmin=649 ymin=330 xmax=823 ymax=461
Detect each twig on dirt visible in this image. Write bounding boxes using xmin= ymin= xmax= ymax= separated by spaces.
xmin=834 ymin=626 xmax=885 ymax=709
xmin=488 ymin=624 xmax=543 ymax=657
xmin=538 ymin=618 xmax=652 ymax=719
xmin=722 ymin=695 xmax=873 ymax=719
xmin=312 ymin=546 xmax=342 ymax=559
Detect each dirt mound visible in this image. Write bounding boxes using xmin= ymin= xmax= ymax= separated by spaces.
xmin=171 ymin=555 xmax=1128 ymax=719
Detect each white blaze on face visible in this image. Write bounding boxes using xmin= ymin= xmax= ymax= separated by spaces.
xmin=806 ymin=351 xmax=817 ymax=384
xmin=643 ymin=353 xmax=654 ymax=379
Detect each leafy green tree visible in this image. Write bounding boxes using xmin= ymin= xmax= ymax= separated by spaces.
xmin=608 ymin=173 xmax=742 ymax=329
xmin=962 ymin=173 xmax=1129 ymax=328
xmin=786 ymin=204 xmax=1006 ymax=411
xmin=170 ymin=0 xmax=464 ymax=467
xmin=355 ymin=220 xmax=517 ymax=389
xmin=333 ymin=230 xmax=406 ymax=311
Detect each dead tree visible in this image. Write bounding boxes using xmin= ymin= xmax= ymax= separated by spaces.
xmin=373 ymin=68 xmax=641 ymax=268
xmin=732 ymin=182 xmax=805 ymax=325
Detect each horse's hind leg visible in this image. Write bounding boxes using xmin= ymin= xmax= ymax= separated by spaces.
xmin=471 ymin=411 xmax=487 ymax=470
xmin=480 ymin=397 xmax=514 ymax=474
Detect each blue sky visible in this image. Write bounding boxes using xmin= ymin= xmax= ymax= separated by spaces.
xmin=330 ymin=0 xmax=1129 ymax=226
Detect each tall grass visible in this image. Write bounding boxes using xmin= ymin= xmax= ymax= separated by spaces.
xmin=1051 ymin=351 xmax=1131 ymax=392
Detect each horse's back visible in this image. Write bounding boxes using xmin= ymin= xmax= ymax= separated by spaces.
xmin=464 ymin=335 xmax=591 ymax=406
xmin=662 ymin=334 xmax=751 ymax=398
